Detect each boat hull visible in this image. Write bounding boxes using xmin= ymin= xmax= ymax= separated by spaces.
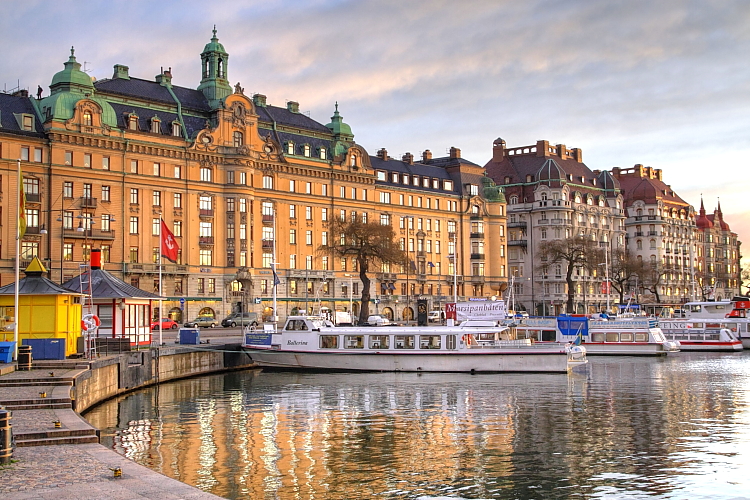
xmin=669 ymin=341 xmax=743 ymax=352
xmin=571 ymin=342 xmax=672 ymax=356
xmin=244 ymin=348 xmax=577 ymax=373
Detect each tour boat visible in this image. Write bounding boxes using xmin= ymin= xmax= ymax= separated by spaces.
xmin=242 ymin=316 xmax=588 ymax=373
xmin=507 ymin=315 xmax=680 ymax=356
xmin=657 ymin=300 xmax=745 ymax=351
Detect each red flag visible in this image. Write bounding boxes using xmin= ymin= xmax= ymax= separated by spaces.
xmin=160 ymin=219 xmax=179 ymax=263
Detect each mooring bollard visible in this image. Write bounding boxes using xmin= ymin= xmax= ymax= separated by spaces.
xmin=0 ymin=409 xmax=12 ymax=465
xmin=110 ymin=467 xmax=122 ymax=477
xmin=17 ymin=345 xmax=32 ymax=371
xmin=39 ymin=392 xmax=47 ymax=398
xmin=53 ymin=420 xmax=61 ymax=429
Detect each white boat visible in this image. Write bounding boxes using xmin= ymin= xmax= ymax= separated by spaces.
xmin=242 ymin=316 xmax=588 ymax=373
xmin=506 ymin=315 xmax=680 ymax=356
xmin=658 ymin=300 xmax=745 ymax=351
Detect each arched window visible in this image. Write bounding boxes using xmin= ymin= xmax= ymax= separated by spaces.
xmin=83 ymin=111 xmax=92 ymax=126
xmin=286 ymin=142 xmax=295 ymax=155
xmin=541 ymin=192 xmax=547 ymax=201
xmin=509 ymin=195 xmax=518 ymax=204
xmin=350 ymin=154 xmax=357 ymax=167
xmin=233 ymin=131 xmax=244 ymax=147
xmin=303 ymin=144 xmax=311 ymax=157
xmin=217 ymin=58 xmax=224 ymax=78
xmin=319 ymin=147 xmax=327 ymax=160
xmin=637 ymin=240 xmax=642 ymax=250
xmin=650 ymin=239 xmax=656 ymax=249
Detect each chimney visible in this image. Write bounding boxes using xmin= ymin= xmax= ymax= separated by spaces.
xmin=634 ymin=164 xmax=645 ymax=177
xmin=536 ymin=140 xmax=550 ymax=157
xmin=376 ymin=148 xmax=388 ymax=160
xmin=402 ymin=152 xmax=414 ymax=165
xmin=113 ymin=64 xmax=130 ymax=80
xmin=287 ymin=101 xmax=299 ymax=113
xmin=611 ymin=167 xmax=621 ymax=177
xmin=571 ymin=148 xmax=583 ymax=162
xmin=155 ymin=67 xmax=172 ymax=87
xmin=449 ymin=147 xmax=461 ymax=159
xmin=655 ymin=169 xmax=663 ymax=181
xmin=253 ymin=94 xmax=267 ymax=107
xmin=556 ymin=144 xmax=567 ymax=158
xmin=422 ymin=149 xmax=433 ymax=162
xmin=492 ymin=138 xmax=507 ymax=161
xmin=11 ymin=89 xmax=29 ymax=97
xmin=91 ymin=249 xmax=102 ymax=270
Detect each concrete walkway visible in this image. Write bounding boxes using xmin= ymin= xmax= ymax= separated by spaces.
xmin=0 ymin=358 xmax=225 ymax=500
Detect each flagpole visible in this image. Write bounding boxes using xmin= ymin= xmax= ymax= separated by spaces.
xmin=159 ymin=218 xmax=163 ymax=347
xmin=14 ymin=159 xmax=22 ymax=359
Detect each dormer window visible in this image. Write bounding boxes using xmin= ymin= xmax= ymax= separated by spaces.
xmin=468 ymin=184 xmax=479 ymax=196
xmin=392 ymin=173 xmax=399 ymax=183
xmin=172 ymin=122 xmax=181 ymax=137
xmin=432 ymin=179 xmax=439 ymax=189
xmin=471 ymin=204 xmax=480 ymax=214
xmin=351 ymin=155 xmax=357 ymax=167
xmin=22 ymin=115 xmax=34 ymax=131
xmin=286 ymin=141 xmax=295 ymax=155
xmin=128 ymin=114 xmax=138 ymax=131
xmin=303 ymin=144 xmax=311 ymax=157
xmin=150 ymin=117 xmax=161 ymax=134
xmin=413 ymin=176 xmax=419 ymax=186
xmin=83 ymin=111 xmax=92 ymax=127
xmin=319 ymin=147 xmax=327 ymax=160
xmin=376 ymin=171 xmax=386 ymax=181
xmin=443 ymin=180 xmax=453 ymax=191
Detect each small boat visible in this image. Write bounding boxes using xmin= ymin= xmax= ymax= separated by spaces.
xmin=242 ymin=316 xmax=588 ymax=373
xmin=658 ymin=300 xmax=745 ymax=351
xmin=506 ymin=315 xmax=680 ymax=356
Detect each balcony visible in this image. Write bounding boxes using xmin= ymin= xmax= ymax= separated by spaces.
xmin=507 ymin=221 xmax=527 ymax=229
xmin=122 ymin=263 xmax=189 ymax=274
xmin=62 ymin=228 xmax=116 ymax=240
xmin=634 ymin=231 xmax=644 ymax=236
xmin=471 ymin=275 xmax=485 ymax=284
xmin=199 ymin=236 xmax=214 ymax=245
xmin=416 ymin=273 xmax=427 ymax=282
xmin=648 ymin=231 xmax=658 ymax=236
xmin=199 ymin=208 xmax=214 ymax=218
xmin=80 ymin=197 xmax=97 ymax=209
xmin=24 ymin=226 xmax=43 ymax=235
xmin=25 ymin=193 xmax=41 ymax=203
xmin=508 ymin=239 xmax=527 ymax=247
xmin=470 ymin=253 xmax=485 ymax=260
xmin=262 ymin=214 xmax=274 ymax=226
xmin=261 ymin=239 xmax=274 ymax=250
xmin=470 ymin=232 xmax=485 ymax=239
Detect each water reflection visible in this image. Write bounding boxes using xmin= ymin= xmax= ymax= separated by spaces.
xmin=84 ymin=353 xmax=750 ymax=499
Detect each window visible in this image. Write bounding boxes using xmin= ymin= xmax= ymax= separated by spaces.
xmin=22 ymin=115 xmax=33 ymax=131
xmin=200 ymin=166 xmax=212 ymax=182
xmin=20 ymin=146 xmax=30 ymax=161
xmin=226 ymin=171 xmax=235 ymax=184
xmin=233 ymin=131 xmax=243 ymax=147
xmin=306 ymin=230 xmax=313 ymax=245
xmin=306 ymin=206 xmax=312 ymax=220
xmin=101 ymin=214 xmax=112 ymax=232
xmin=207 ymin=278 xmax=215 ymax=294
xmin=173 ymin=220 xmax=182 ymax=237
xmin=290 ymin=254 xmax=297 ymax=269
xmin=380 ymin=214 xmax=391 ymax=225
xmin=130 ymin=188 xmax=139 ymax=204
xmin=172 ymin=122 xmax=181 ymax=137
xmin=289 ymin=204 xmax=296 ymax=219
xmin=173 ymin=193 xmax=182 ymax=208
xmin=286 ymin=142 xmax=295 ymax=155
xmin=34 ymin=148 xmax=42 ymax=162
xmin=319 ymin=147 xmax=327 ymax=160
xmin=83 ymin=153 xmax=91 ymax=168
xmin=303 ymin=144 xmax=311 ymax=157
xmin=129 ymin=217 xmax=139 ymax=234
xmin=306 ymin=255 xmax=313 ymax=269
xmin=152 ymin=218 xmax=160 ymax=236
xmin=198 ymin=278 xmax=205 ymax=294
xmin=174 ymin=165 xmax=181 ymax=179
xmin=101 ymin=245 xmax=111 ymax=262
xmin=102 ymin=157 xmax=110 ymax=170
xmin=239 ymin=198 xmax=247 ymax=213
xmin=379 ymin=192 xmax=391 ymax=204
xmin=321 ymin=208 xmax=328 ymax=221
xmin=306 ymin=182 xmax=312 ymax=194
xmin=153 ymin=163 xmax=161 ymax=176
xmin=150 ymin=118 xmax=160 ymax=134
xmin=152 ymin=191 xmax=161 ymax=207
xmin=340 ymin=186 xmax=345 ymax=198
xmin=64 ymin=243 xmax=74 ymax=261
xmin=83 ymin=111 xmax=92 ymax=126
xmin=62 ymin=211 xmax=74 ymax=230
xmin=263 ymin=175 xmax=273 ymax=189
xmin=63 ymin=181 xmax=73 ymax=198
xmin=200 ymin=249 xmax=212 ymax=266
xmin=65 ymin=151 xmax=73 ymax=165
xmin=289 ymin=180 xmax=296 ymax=192
xmin=321 ymin=184 xmax=328 ymax=196
xmin=444 ymin=180 xmax=453 ymax=191
xmin=226 ymin=198 xmax=235 ymax=212
xmin=289 ymin=229 xmax=297 ymax=244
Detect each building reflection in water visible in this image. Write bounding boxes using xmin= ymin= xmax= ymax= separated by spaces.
xmin=85 ymin=354 xmax=750 ymax=499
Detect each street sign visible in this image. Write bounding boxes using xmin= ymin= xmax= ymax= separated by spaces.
xmin=254 ymin=297 xmax=261 ymax=304
xmin=179 ymin=297 xmax=185 ymax=310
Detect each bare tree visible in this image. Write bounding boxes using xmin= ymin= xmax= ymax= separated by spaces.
xmin=639 ymin=262 xmax=668 ymax=304
xmin=537 ymin=235 xmax=603 ymax=313
xmin=609 ymin=249 xmax=645 ymax=304
xmin=319 ymin=217 xmax=408 ymax=324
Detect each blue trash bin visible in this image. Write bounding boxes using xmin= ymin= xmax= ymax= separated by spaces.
xmin=178 ymin=328 xmax=200 ymax=345
xmin=0 ymin=341 xmax=16 ymax=364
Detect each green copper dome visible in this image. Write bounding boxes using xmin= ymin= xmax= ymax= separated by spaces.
xmin=203 ymin=26 xmax=227 ymax=54
xmin=326 ymin=102 xmax=353 ymax=137
xmin=50 ymin=47 xmax=94 ymax=92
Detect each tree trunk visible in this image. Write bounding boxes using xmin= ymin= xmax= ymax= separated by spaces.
xmin=358 ymin=257 xmax=371 ymax=325
xmin=566 ymin=271 xmax=575 ymax=314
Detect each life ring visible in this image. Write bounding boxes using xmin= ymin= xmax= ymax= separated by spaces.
xmin=81 ymin=320 xmax=88 ymax=331
xmin=91 ymin=315 xmax=101 ymax=327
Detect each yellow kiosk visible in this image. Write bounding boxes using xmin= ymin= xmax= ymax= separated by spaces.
xmin=0 ymin=257 xmax=82 ymax=358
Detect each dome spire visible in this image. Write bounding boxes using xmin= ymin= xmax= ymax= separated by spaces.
xmin=198 ymin=26 xmax=232 ymax=108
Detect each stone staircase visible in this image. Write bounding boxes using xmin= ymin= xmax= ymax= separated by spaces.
xmin=13 ymin=427 xmax=100 ymax=447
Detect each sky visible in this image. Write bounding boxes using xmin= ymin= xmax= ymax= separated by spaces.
xmin=2 ymin=0 xmax=749 ymax=248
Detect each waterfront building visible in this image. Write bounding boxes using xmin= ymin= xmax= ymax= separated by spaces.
xmin=484 ymin=138 xmax=626 ymax=315
xmin=0 ymin=31 xmax=508 ymax=325
xmin=693 ymin=198 xmax=741 ymax=300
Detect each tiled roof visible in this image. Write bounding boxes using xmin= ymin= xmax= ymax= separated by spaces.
xmin=0 ymin=274 xmax=78 ymax=295
xmin=370 ymin=156 xmax=459 ymax=195
xmin=95 ymin=77 xmax=210 ymax=112
xmin=256 ymin=105 xmax=331 ymax=133
xmin=485 ymin=153 xmax=595 ymax=187
xmin=617 ymin=175 xmax=688 ymax=206
xmin=0 ymin=93 xmax=45 ymax=137
xmin=61 ymin=268 xmax=162 ymax=299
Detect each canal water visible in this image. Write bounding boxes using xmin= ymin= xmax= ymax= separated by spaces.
xmin=84 ymin=352 xmax=750 ymax=499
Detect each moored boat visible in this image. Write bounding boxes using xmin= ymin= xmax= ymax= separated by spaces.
xmin=507 ymin=315 xmax=680 ymax=356
xmin=658 ymin=300 xmax=745 ymax=351
xmin=242 ymin=316 xmax=588 ymax=373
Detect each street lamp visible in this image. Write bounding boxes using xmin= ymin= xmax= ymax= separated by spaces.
xmin=404 ymin=216 xmax=414 ymax=324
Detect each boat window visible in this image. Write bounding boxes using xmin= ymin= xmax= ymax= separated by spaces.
xmin=394 ymin=335 xmax=415 ymax=349
xmin=726 ymin=323 xmax=737 ymax=332
xmin=344 ymin=335 xmax=364 ymax=349
xmin=691 ymin=323 xmax=703 ymax=328
xmin=591 ymin=333 xmax=605 ymax=342
xmin=620 ymin=332 xmax=634 ymax=342
xmin=446 ymin=335 xmax=457 ymax=349
xmin=541 ymin=330 xmax=556 ymax=342
xmin=319 ymin=335 xmax=339 ymax=349
xmin=286 ymin=320 xmax=308 ymax=331
xmin=369 ymin=335 xmax=389 ymax=349
xmin=704 ymin=332 xmax=720 ymax=341
xmin=605 ymin=332 xmax=619 ymax=342
xmin=419 ymin=335 xmax=441 ymax=349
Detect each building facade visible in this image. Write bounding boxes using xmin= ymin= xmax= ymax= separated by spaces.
xmin=0 ymin=32 xmax=508 ymax=325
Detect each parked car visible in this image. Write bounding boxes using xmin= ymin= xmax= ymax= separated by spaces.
xmin=367 ymin=314 xmax=391 ymax=326
xmin=151 ymin=318 xmax=178 ymax=330
xmin=183 ymin=316 xmax=218 ymax=328
xmin=221 ymin=312 xmax=259 ymax=328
